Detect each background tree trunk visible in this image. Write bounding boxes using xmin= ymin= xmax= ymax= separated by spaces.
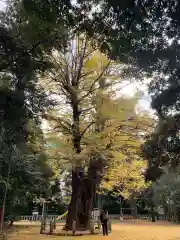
xmin=130 ymin=195 xmax=137 ymax=219
xmin=150 ymin=206 xmax=156 ymax=222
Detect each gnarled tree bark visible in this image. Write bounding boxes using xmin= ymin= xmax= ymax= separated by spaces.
xmin=65 ymin=170 xmax=96 ymax=230
xmin=65 ymin=158 xmax=103 ymax=230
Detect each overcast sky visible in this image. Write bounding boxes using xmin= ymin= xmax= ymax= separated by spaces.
xmin=117 ymin=81 xmax=151 ymax=113
xmin=0 ymin=0 xmax=6 ymax=10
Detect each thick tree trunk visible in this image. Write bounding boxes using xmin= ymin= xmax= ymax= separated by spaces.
xmin=78 ymin=178 xmax=95 ymax=229
xmin=65 ymin=170 xmax=81 ymax=230
xmin=65 ymin=170 xmax=96 ymax=230
xmin=65 ymin=156 xmax=102 ymax=231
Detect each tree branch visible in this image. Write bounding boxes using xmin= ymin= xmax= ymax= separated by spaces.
xmin=81 ymin=121 xmax=95 ymax=136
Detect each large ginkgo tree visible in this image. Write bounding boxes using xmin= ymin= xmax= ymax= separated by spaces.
xmin=41 ymin=34 xmax=154 ymax=230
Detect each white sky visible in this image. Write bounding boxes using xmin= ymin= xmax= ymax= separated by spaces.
xmin=120 ymin=82 xmax=152 ymax=113
xmin=0 ymin=0 xmax=6 ymax=10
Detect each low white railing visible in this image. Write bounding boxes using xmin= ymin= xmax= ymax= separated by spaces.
xmin=19 ymin=215 xmax=67 ymax=221
xmin=19 ymin=214 xmax=164 ymax=222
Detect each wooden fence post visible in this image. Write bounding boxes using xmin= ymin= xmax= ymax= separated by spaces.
xmin=40 ymin=219 xmax=46 ymax=234
xmin=53 ymin=218 xmax=56 ymax=230
xmin=72 ymin=221 xmax=76 ymax=235
xmin=40 ymin=220 xmax=45 ymax=234
xmin=49 ymin=220 xmax=53 ymax=235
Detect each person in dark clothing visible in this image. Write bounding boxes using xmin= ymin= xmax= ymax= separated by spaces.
xmin=100 ymin=210 xmax=109 ymax=236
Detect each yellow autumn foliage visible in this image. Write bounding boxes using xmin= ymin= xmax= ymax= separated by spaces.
xmin=42 ymin=36 xmax=155 ymax=198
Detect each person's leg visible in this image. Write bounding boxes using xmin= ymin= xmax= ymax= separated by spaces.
xmin=102 ymin=223 xmax=105 ymax=236
xmin=105 ymin=222 xmax=108 ymax=235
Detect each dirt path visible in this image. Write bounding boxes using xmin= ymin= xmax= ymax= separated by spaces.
xmin=111 ymin=221 xmax=180 ymax=240
xmin=8 ymin=221 xmax=180 ymax=240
